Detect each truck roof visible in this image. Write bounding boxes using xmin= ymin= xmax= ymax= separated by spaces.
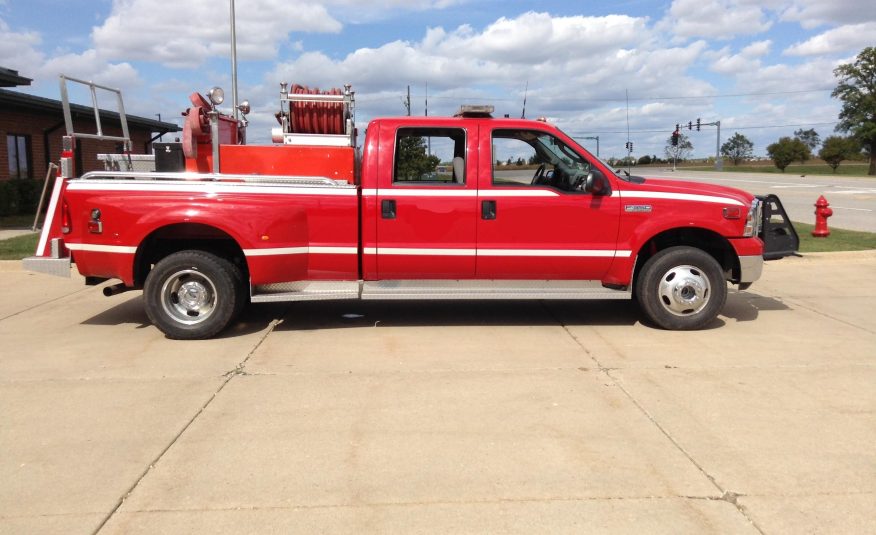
xmin=369 ymin=115 xmax=561 ymax=131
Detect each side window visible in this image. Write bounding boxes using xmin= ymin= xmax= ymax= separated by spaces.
xmin=492 ymin=129 xmax=591 ymax=192
xmin=394 ymin=127 xmax=466 ymax=185
xmin=7 ymin=134 xmax=32 ymax=179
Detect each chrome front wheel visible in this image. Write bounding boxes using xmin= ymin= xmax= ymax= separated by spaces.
xmin=656 ymin=264 xmax=711 ymax=316
xmin=636 ymin=246 xmax=727 ymax=330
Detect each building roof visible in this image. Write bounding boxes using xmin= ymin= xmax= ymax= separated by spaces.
xmin=0 ymin=67 xmax=32 ymax=87
xmin=0 ymin=88 xmax=180 ymax=133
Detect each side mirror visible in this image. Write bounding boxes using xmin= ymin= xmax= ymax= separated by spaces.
xmin=584 ymin=169 xmax=611 ymax=196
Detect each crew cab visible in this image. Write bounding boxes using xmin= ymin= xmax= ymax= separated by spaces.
xmin=24 ymin=77 xmax=798 ymax=339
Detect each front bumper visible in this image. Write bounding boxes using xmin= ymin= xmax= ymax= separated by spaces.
xmin=738 ymin=254 xmax=764 ymax=284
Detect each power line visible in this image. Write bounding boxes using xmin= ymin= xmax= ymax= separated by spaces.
xmin=393 ymin=87 xmax=833 ymax=103
xmin=570 ymin=121 xmax=837 ymax=135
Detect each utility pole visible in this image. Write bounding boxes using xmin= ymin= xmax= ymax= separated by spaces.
xmin=405 ymin=85 xmax=411 ymax=116
xmin=155 ymin=114 xmax=163 ymax=141
xmin=715 ymin=120 xmax=722 ymax=171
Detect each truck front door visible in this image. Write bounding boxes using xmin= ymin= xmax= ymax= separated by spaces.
xmin=476 ymin=128 xmax=622 ymax=280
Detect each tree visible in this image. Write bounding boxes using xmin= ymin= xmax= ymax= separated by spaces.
xmin=832 ymin=47 xmax=876 ymax=175
xmin=720 ymin=133 xmax=754 ymax=165
xmin=396 ymin=135 xmax=441 ymax=180
xmin=793 ymin=128 xmax=821 ymax=152
xmin=818 ymin=136 xmax=860 ymax=172
xmin=766 ymin=137 xmax=809 ymax=172
xmin=664 ymin=133 xmax=693 ymax=162
xmin=637 ymin=155 xmax=652 ymax=165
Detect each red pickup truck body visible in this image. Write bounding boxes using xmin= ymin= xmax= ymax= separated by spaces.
xmin=25 ymin=86 xmax=796 ymax=338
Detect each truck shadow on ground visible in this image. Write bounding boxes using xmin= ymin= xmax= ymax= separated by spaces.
xmin=81 ymin=295 xmax=283 ymax=339
xmin=271 ymin=291 xmax=791 ymax=333
xmin=80 ymin=289 xmax=791 ymax=337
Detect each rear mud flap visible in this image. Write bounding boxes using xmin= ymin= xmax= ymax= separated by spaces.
xmin=758 ymin=194 xmax=799 ymax=260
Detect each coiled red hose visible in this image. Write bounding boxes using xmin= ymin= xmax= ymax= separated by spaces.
xmin=290 ymin=85 xmax=345 ymax=135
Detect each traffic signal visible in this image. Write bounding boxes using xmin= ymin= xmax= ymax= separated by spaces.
xmin=696 ymin=118 xmax=701 ymax=131
xmin=671 ymin=131 xmax=679 ymax=146
xmin=688 ymin=121 xmax=692 ymax=130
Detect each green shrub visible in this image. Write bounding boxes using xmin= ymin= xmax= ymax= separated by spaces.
xmin=0 ymin=178 xmax=46 ymax=216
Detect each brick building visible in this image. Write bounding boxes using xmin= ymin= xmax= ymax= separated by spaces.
xmin=1 ymin=67 xmax=179 ymax=182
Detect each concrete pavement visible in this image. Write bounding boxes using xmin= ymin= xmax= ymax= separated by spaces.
xmin=0 ymin=253 xmax=874 ymax=534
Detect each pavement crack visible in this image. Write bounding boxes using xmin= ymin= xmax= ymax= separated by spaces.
xmin=542 ymin=302 xmax=767 ymax=535
xmin=0 ymin=287 xmax=91 ymax=322
xmin=91 ymin=314 xmax=285 ymax=535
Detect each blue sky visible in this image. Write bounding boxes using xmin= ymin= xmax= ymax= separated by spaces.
xmin=1 ymin=0 xmax=872 ymax=159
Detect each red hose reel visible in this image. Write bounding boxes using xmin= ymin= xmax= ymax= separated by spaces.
xmin=288 ymin=84 xmax=346 ymax=135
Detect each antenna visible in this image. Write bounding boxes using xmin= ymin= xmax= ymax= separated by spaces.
xmin=625 ymin=88 xmax=631 ymax=174
xmin=521 ymin=80 xmax=528 ymax=119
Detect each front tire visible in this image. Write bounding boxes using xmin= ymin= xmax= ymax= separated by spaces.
xmin=144 ymin=251 xmax=241 ymax=340
xmin=635 ymin=246 xmax=727 ymax=330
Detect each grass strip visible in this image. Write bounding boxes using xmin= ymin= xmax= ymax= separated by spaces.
xmin=0 ymin=233 xmax=39 ymax=260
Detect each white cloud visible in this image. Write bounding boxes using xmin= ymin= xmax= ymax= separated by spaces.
xmin=92 ymin=0 xmax=343 ymax=68
xmin=0 ymin=16 xmax=140 ymax=97
xmin=0 ymin=17 xmax=44 ymax=75
xmin=780 ymin=0 xmax=876 ymax=29
xmin=784 ymin=22 xmax=876 ymax=56
xmin=256 ymin=12 xmax=718 ymax=149
xmin=38 ymin=50 xmax=141 ymax=90
xmin=708 ymin=40 xmax=771 ymax=74
xmin=662 ymin=0 xmax=771 ymax=40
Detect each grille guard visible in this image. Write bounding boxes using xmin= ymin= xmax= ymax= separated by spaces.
xmin=757 ymin=194 xmax=800 ymax=260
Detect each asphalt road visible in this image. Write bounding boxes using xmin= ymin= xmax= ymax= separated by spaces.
xmin=633 ymin=169 xmax=876 ymax=233
xmin=2 ymin=254 xmax=874 ymax=534
xmin=494 ymin=168 xmax=876 ymax=233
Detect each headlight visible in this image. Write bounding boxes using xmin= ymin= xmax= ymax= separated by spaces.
xmin=744 ymin=198 xmax=762 ymax=237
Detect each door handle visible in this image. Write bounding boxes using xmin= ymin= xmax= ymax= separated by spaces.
xmin=381 ymin=199 xmax=396 ymax=219
xmin=481 ymin=200 xmax=496 ymax=220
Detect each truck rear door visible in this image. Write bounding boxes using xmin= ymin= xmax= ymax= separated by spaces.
xmin=370 ymin=122 xmax=478 ymax=279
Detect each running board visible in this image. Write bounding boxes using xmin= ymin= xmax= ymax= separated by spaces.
xmin=251 ymin=280 xmax=632 ymax=303
xmin=251 ymin=281 xmax=359 ymax=303
xmin=363 ymin=280 xmax=631 ymax=300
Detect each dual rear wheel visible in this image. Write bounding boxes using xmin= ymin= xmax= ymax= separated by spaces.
xmin=144 ymin=251 xmax=245 ymax=340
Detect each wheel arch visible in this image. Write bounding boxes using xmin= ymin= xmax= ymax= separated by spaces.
xmin=632 ymin=227 xmax=739 ymax=286
xmin=133 ymin=223 xmax=249 ymax=288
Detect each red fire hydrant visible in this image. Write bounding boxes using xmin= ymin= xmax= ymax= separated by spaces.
xmin=812 ymin=195 xmax=833 ymax=237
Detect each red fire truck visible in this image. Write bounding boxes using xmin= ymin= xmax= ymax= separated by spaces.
xmin=24 ymin=76 xmax=798 ymax=339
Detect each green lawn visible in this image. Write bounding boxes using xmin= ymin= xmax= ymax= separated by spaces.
xmin=684 ymin=162 xmax=871 ymax=176
xmin=793 ymin=222 xmax=876 ymax=252
xmin=0 ymin=233 xmax=39 ymax=260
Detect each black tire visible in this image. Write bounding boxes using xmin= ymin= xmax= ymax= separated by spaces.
xmin=144 ymin=250 xmax=241 ymax=340
xmin=635 ymin=246 xmax=727 ymax=330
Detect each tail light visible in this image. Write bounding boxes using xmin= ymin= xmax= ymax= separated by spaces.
xmin=61 ymin=199 xmax=71 ymax=234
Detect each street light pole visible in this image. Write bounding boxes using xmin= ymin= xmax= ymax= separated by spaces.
xmin=579 ymin=136 xmax=600 ymax=157
xmin=155 ymin=113 xmax=163 ymax=141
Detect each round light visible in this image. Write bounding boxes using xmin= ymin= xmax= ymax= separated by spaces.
xmin=207 ymin=86 xmax=224 ymax=106
xmin=237 ymin=100 xmax=251 ymax=115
